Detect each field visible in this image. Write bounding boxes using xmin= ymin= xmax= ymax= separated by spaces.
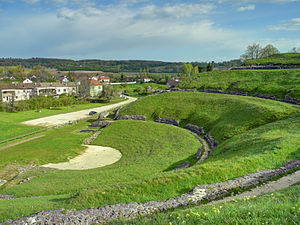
xmin=117 ymin=83 xmax=167 ymax=97
xmin=0 ymin=99 xmax=124 ymax=142
xmin=0 ymin=92 xmax=300 ymax=223
xmin=245 ymin=53 xmax=300 ymax=66
xmin=179 ymin=69 xmax=300 ymax=99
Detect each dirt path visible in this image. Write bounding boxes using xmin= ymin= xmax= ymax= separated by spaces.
xmin=41 ymin=145 xmax=122 ymax=170
xmin=208 ymin=170 xmax=300 ymax=205
xmin=21 ymin=97 xmax=136 ymax=127
xmin=0 ymin=135 xmax=45 ymax=151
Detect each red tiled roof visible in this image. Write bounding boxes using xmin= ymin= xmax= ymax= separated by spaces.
xmin=88 ymin=80 xmax=102 ymax=86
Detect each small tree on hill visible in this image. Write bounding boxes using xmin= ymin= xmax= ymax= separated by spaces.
xmin=259 ymin=44 xmax=280 ymax=58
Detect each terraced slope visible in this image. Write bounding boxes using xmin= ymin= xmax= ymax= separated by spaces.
xmin=245 ymin=53 xmax=300 ymax=66
xmin=119 ymin=92 xmax=299 ymax=141
xmin=1 ymin=93 xmax=299 ymax=222
xmin=178 ymin=69 xmax=300 ymax=99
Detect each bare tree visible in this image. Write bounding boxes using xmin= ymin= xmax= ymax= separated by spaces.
xmin=259 ymin=44 xmax=280 ymax=58
xmin=240 ymin=43 xmax=262 ymax=61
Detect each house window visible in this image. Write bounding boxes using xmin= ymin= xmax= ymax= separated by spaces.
xmin=63 ymin=89 xmax=66 ymax=92
xmin=58 ymin=89 xmax=61 ymax=92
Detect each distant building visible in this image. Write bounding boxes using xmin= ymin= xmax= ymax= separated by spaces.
xmin=143 ymin=77 xmax=152 ymax=83
xmin=22 ymin=78 xmax=33 ymax=84
xmin=0 ymin=82 xmax=78 ymax=103
xmin=167 ymin=79 xmax=181 ymax=89
xmin=0 ymin=83 xmax=35 ymax=103
xmin=99 ymin=75 xmax=110 ymax=84
xmin=88 ymin=80 xmax=103 ymax=97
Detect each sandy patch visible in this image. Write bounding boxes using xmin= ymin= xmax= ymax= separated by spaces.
xmin=41 ymin=145 xmax=122 ymax=170
xmin=22 ymin=97 xmax=136 ymax=127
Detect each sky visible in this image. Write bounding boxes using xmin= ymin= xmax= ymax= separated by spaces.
xmin=0 ymin=0 xmax=299 ymax=62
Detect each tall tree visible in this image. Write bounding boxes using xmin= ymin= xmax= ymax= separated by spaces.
xmin=240 ymin=43 xmax=262 ymax=61
xmin=181 ymin=63 xmax=193 ymax=77
xmin=191 ymin=65 xmax=199 ymax=75
xmin=259 ymin=44 xmax=280 ymax=58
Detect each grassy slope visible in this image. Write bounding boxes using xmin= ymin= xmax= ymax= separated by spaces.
xmin=0 ymin=95 xmax=299 ymax=221
xmin=111 ymin=185 xmax=300 ymax=225
xmin=68 ymin=116 xmax=300 ymax=209
xmin=1 ymin=120 xmax=200 ymax=197
xmin=119 ymin=92 xmax=299 ymax=141
xmin=0 ymin=99 xmax=124 ymax=142
xmin=245 ymin=53 xmax=300 ymax=66
xmin=179 ymin=69 xmax=300 ymax=99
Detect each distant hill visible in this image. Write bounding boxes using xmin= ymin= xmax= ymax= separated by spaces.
xmin=0 ymin=58 xmax=242 ymax=73
xmin=244 ymin=53 xmax=300 ymax=66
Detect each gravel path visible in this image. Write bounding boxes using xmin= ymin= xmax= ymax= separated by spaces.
xmin=0 ymin=135 xmax=45 ymax=151
xmin=41 ymin=145 xmax=122 ymax=170
xmin=208 ymin=170 xmax=300 ymax=205
xmin=21 ymin=97 xmax=136 ymax=127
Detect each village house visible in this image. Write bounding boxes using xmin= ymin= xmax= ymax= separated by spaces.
xmin=22 ymin=78 xmax=33 ymax=84
xmin=167 ymin=79 xmax=181 ymax=89
xmin=0 ymin=82 xmax=78 ymax=103
xmin=99 ymin=75 xmax=110 ymax=84
xmin=0 ymin=83 xmax=35 ymax=103
xmin=143 ymin=77 xmax=152 ymax=83
xmin=88 ymin=80 xmax=103 ymax=97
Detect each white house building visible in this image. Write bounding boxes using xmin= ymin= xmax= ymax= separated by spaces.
xmin=22 ymin=78 xmax=33 ymax=84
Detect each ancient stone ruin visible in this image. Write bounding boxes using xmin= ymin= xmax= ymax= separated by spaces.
xmin=117 ymin=115 xmax=146 ymax=121
xmin=155 ymin=118 xmax=179 ymax=126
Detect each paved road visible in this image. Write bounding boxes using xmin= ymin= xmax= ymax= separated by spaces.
xmin=22 ymin=97 xmax=136 ymax=127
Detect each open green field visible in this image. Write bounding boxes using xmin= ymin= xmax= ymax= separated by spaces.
xmin=0 ymin=92 xmax=299 ymax=222
xmin=179 ymin=69 xmax=300 ymax=99
xmin=0 ymin=98 xmax=124 ymax=142
xmin=118 ymin=83 xmax=167 ymax=97
xmin=245 ymin=53 xmax=300 ymax=66
xmin=120 ymin=92 xmax=299 ymax=141
xmin=111 ymin=184 xmax=300 ymax=224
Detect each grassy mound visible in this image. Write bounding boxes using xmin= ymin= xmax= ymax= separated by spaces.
xmin=245 ymin=53 xmax=300 ymax=66
xmin=111 ymin=184 xmax=300 ymax=224
xmin=119 ymin=92 xmax=299 ymax=141
xmin=1 ymin=120 xmax=200 ymax=197
xmin=179 ymin=69 xmax=300 ymax=99
xmin=68 ymin=116 xmax=300 ymax=208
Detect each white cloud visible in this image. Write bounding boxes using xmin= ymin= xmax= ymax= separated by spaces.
xmin=269 ymin=17 xmax=300 ymax=30
xmin=136 ymin=3 xmax=215 ymax=20
xmin=22 ymin=0 xmax=39 ymax=4
xmin=216 ymin=0 xmax=300 ymax=3
xmin=237 ymin=4 xmax=255 ymax=11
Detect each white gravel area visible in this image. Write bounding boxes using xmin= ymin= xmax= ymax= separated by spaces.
xmin=21 ymin=97 xmax=136 ymax=127
xmin=41 ymin=145 xmax=122 ymax=170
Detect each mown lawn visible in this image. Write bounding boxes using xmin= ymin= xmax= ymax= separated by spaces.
xmin=120 ymin=92 xmax=300 ymax=141
xmin=179 ymin=69 xmax=300 ymax=99
xmin=0 ymin=98 xmax=125 ymax=142
xmin=0 ymin=120 xmax=200 ymax=197
xmin=110 ymin=184 xmax=300 ymax=225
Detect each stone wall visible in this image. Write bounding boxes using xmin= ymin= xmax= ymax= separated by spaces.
xmin=6 ymin=159 xmax=299 ymax=225
xmin=155 ymin=118 xmax=179 ymax=126
xmin=117 ymin=115 xmax=146 ymax=121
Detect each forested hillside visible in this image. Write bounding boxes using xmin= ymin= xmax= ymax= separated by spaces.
xmin=0 ymin=58 xmax=242 ymax=73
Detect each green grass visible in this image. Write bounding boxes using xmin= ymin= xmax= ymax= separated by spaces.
xmin=110 ymin=184 xmax=300 ymax=225
xmin=0 ymin=98 xmax=125 ymax=142
xmin=67 ymin=116 xmax=300 ymax=209
xmin=120 ymin=92 xmax=299 ymax=141
xmin=179 ymin=69 xmax=300 ymax=99
xmin=0 ymin=93 xmax=299 ymax=222
xmin=245 ymin=53 xmax=300 ymax=66
xmin=0 ymin=194 xmax=71 ymax=223
xmin=0 ymin=120 xmax=200 ymax=197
